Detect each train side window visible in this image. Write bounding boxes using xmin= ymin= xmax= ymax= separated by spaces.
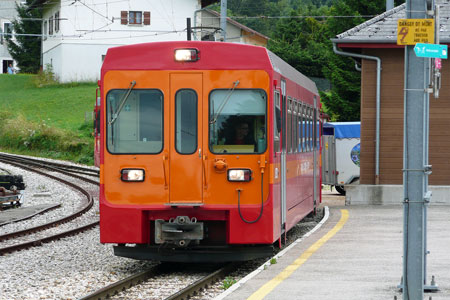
xmin=274 ymin=91 xmax=281 ymax=153
xmin=301 ymin=104 xmax=305 ymax=152
xmin=313 ymin=108 xmax=318 ymax=150
xmin=287 ymin=97 xmax=292 ymax=153
xmin=316 ymin=110 xmax=320 ymax=149
xmin=309 ymin=106 xmax=313 ymax=151
xmin=175 ymin=89 xmax=197 ymax=154
xmin=209 ymin=89 xmax=267 ymax=154
xmin=293 ymin=100 xmax=298 ymax=153
xmin=106 ymin=89 xmax=163 ymax=154
xmin=298 ymin=103 xmax=302 ymax=153
xmin=305 ymin=106 xmax=310 ymax=152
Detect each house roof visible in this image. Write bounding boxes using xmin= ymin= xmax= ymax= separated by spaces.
xmin=332 ymin=0 xmax=450 ymax=45
xmin=203 ymin=8 xmax=269 ymax=41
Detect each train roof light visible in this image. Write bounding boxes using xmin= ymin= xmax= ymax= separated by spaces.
xmin=227 ymin=169 xmax=252 ymax=182
xmin=174 ymin=49 xmax=199 ymax=62
xmin=121 ymin=169 xmax=145 ymax=182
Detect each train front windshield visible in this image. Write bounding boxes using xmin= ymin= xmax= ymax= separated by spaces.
xmin=106 ymin=89 xmax=163 ymax=154
xmin=209 ymin=89 xmax=267 ymax=154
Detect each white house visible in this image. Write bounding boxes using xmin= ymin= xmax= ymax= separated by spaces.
xmin=0 ymin=0 xmax=23 ymax=73
xmin=197 ymin=9 xmax=268 ymax=47
xmin=32 ymin=0 xmax=268 ymax=82
xmin=31 ymin=0 xmax=217 ymax=82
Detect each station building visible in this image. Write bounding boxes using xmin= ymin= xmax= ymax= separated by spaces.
xmin=332 ymin=1 xmax=450 ymax=204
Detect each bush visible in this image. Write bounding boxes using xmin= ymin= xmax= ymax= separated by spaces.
xmin=33 ymin=63 xmax=59 ymax=87
xmin=0 ymin=113 xmax=93 ymax=165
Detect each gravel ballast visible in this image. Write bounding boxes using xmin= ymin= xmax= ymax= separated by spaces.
xmin=0 ymin=155 xmax=325 ymax=300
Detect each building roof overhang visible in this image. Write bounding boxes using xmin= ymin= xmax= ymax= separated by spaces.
xmin=333 ymin=1 xmax=450 ymax=49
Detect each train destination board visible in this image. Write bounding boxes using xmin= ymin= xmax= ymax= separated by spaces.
xmin=397 ymin=19 xmax=435 ymax=45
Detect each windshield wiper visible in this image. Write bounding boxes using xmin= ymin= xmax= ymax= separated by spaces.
xmin=109 ymin=80 xmax=136 ymax=126
xmin=210 ymin=80 xmax=239 ymax=124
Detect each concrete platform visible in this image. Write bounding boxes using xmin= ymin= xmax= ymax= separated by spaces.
xmin=346 ymin=184 xmax=450 ymax=205
xmin=215 ymin=205 xmax=450 ymax=300
xmin=0 ymin=203 xmax=60 ymax=226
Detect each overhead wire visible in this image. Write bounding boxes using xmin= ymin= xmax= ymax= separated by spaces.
xmin=4 ymin=0 xmax=379 ymax=39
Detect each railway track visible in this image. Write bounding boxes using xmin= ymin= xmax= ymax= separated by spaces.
xmin=0 ymin=153 xmax=99 ymax=255
xmin=78 ymin=263 xmax=237 ymax=300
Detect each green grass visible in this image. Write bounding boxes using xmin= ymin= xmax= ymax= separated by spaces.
xmin=0 ymin=74 xmax=96 ymax=131
xmin=0 ymin=74 xmax=97 ymax=164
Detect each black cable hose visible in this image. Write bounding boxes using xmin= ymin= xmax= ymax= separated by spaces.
xmin=237 ymin=173 xmax=264 ymax=224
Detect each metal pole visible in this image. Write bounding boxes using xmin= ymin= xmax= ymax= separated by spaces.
xmin=187 ymin=18 xmax=192 ymax=41
xmin=402 ymin=0 xmax=429 ymax=299
xmin=220 ymin=0 xmax=227 ymax=41
xmin=387 ymin=0 xmax=394 ymax=11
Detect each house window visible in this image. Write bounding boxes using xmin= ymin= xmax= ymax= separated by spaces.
xmin=43 ymin=20 xmax=47 ymax=40
xmin=129 ymin=11 xmax=142 ymax=24
xmin=120 ymin=11 xmax=151 ymax=25
xmin=49 ymin=16 xmax=54 ymax=35
xmin=55 ymin=11 xmax=60 ymax=33
xmin=4 ymin=23 xmax=12 ymax=38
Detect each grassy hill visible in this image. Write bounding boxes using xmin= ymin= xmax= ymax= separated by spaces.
xmin=0 ymin=74 xmax=97 ymax=164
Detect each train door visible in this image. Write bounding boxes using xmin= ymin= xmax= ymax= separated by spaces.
xmin=280 ymin=79 xmax=287 ymax=233
xmin=168 ymin=73 xmax=203 ymax=204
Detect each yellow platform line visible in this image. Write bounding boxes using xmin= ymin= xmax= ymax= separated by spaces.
xmin=247 ymin=209 xmax=349 ymax=300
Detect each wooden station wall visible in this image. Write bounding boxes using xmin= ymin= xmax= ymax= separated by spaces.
xmin=359 ymin=48 xmax=450 ymax=185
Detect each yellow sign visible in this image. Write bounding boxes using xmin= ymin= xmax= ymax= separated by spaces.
xmin=397 ymin=19 xmax=435 ymax=45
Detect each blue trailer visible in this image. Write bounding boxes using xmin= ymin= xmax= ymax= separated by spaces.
xmin=322 ymin=122 xmax=360 ymax=195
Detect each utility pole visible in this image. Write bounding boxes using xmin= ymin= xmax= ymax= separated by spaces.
xmin=402 ymin=0 xmax=430 ymax=299
xmin=220 ymin=0 xmax=227 ymax=41
xmin=187 ymin=18 xmax=192 ymax=41
xmin=386 ymin=0 xmax=394 ymax=11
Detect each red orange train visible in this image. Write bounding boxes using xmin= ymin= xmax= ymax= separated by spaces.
xmin=95 ymin=41 xmax=322 ymax=262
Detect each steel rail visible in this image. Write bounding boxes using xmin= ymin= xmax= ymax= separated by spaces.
xmin=77 ymin=265 xmax=165 ymax=300
xmin=0 ymin=221 xmax=99 ymax=255
xmin=0 ymin=154 xmax=99 ymax=183
xmin=0 ymin=153 xmax=99 ymax=175
xmin=0 ymin=158 xmax=95 ymax=242
xmin=164 ymin=263 xmax=237 ymax=300
xmin=77 ymin=263 xmax=237 ymax=300
xmin=0 ymin=154 xmax=99 ymax=253
xmin=0 ymin=203 xmax=61 ymax=227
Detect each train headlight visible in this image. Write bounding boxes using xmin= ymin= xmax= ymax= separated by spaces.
xmin=227 ymin=169 xmax=252 ymax=182
xmin=174 ymin=49 xmax=199 ymax=62
xmin=121 ymin=169 xmax=145 ymax=182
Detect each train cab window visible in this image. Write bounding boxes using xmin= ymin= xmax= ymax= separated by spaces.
xmin=106 ymin=89 xmax=163 ymax=154
xmin=209 ymin=89 xmax=267 ymax=154
xmin=175 ymin=89 xmax=197 ymax=154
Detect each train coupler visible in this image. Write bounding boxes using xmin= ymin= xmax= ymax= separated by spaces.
xmin=155 ymin=216 xmax=203 ymax=247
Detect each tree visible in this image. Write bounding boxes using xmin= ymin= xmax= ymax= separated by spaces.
xmin=268 ymin=5 xmax=330 ymax=78
xmin=6 ymin=0 xmax=41 ymax=73
xmin=320 ymin=0 xmax=399 ymax=121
